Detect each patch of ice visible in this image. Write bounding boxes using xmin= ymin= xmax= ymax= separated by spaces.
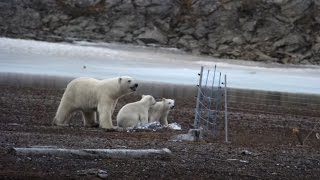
xmin=129 ymin=121 xmax=182 ymax=131
xmin=135 ymin=121 xmax=163 ymax=130
xmin=167 ymin=122 xmax=182 ymax=130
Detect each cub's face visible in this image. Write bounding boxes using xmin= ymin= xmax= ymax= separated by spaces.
xmin=119 ymin=76 xmax=138 ymax=93
xmin=164 ymin=99 xmax=175 ymax=110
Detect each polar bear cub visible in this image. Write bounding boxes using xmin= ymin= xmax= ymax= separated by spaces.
xmin=53 ymin=76 xmax=138 ymax=129
xmin=117 ymin=95 xmax=156 ymax=128
xmin=148 ymin=98 xmax=175 ymax=126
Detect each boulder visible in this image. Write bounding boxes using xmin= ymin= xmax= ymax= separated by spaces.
xmin=281 ymin=0 xmax=313 ymax=22
xmin=177 ymin=35 xmax=199 ymax=50
xmin=273 ymin=34 xmax=307 ymax=52
xmin=137 ymin=28 xmax=168 ymax=45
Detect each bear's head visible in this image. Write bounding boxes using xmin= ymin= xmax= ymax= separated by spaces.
xmin=118 ymin=76 xmax=138 ymax=93
xmin=162 ymin=98 xmax=175 ymax=110
xmin=141 ymin=95 xmax=156 ymax=106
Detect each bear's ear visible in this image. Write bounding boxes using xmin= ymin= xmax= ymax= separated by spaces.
xmin=142 ymin=95 xmax=145 ymax=98
xmin=162 ymin=98 xmax=166 ymax=101
xmin=118 ymin=77 xmax=122 ymax=84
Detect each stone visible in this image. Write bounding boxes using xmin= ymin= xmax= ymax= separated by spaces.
xmin=194 ymin=20 xmax=209 ymax=39
xmin=177 ymin=35 xmax=198 ymax=50
xmin=195 ymin=0 xmax=220 ymax=16
xmin=97 ymin=169 xmax=108 ymax=179
xmin=312 ymin=43 xmax=320 ymax=53
xmin=177 ymin=24 xmax=195 ymax=35
xmin=242 ymin=20 xmax=257 ymax=32
xmin=232 ymin=36 xmax=245 ymax=45
xmin=62 ymin=0 xmax=104 ymax=8
xmin=137 ymin=28 xmax=168 ymax=45
xmin=112 ymin=15 xmax=139 ymax=32
xmin=153 ymin=19 xmax=171 ymax=32
xmin=171 ymin=129 xmax=203 ymax=142
xmin=281 ymin=0 xmax=313 ymax=21
xmin=146 ymin=1 xmax=174 ymax=16
xmin=13 ymin=7 xmax=42 ymax=29
xmin=122 ymin=34 xmax=133 ymax=42
xmin=108 ymin=28 xmax=126 ymax=40
xmin=254 ymin=50 xmax=277 ymax=62
xmin=273 ymin=34 xmax=306 ymax=52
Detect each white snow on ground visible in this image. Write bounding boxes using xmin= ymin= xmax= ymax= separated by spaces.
xmin=127 ymin=122 xmax=182 ymax=131
xmin=0 ymin=37 xmax=320 ymax=94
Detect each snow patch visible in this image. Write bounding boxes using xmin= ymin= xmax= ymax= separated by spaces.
xmin=126 ymin=121 xmax=182 ymax=131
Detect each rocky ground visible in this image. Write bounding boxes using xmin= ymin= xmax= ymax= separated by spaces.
xmin=1 ymin=85 xmax=320 ymax=179
xmin=1 ymin=0 xmax=320 ymax=65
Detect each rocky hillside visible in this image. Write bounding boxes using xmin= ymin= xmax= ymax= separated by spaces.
xmin=0 ymin=0 xmax=319 ymax=65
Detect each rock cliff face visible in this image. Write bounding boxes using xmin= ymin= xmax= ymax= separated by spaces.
xmin=0 ymin=0 xmax=319 ymax=64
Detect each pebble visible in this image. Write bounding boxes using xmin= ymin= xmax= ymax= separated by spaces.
xmin=97 ymin=169 xmax=108 ymax=179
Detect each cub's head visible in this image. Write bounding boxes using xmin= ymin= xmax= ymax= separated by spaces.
xmin=141 ymin=95 xmax=156 ymax=106
xmin=118 ymin=76 xmax=138 ymax=93
xmin=162 ymin=98 xmax=175 ymax=110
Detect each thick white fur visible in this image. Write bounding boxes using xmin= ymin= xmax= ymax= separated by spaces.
xmin=148 ymin=98 xmax=175 ymax=126
xmin=53 ymin=76 xmax=138 ymax=129
xmin=117 ymin=95 xmax=156 ymax=128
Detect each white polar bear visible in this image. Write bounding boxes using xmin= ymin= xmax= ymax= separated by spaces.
xmin=117 ymin=95 xmax=156 ymax=128
xmin=148 ymin=98 xmax=175 ymax=126
xmin=53 ymin=76 xmax=138 ymax=129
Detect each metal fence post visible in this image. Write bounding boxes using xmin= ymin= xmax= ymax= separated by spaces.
xmin=205 ymin=70 xmax=210 ymax=90
xmin=224 ymin=74 xmax=228 ymax=143
xmin=207 ymin=65 xmax=216 ymax=130
xmin=194 ymin=66 xmax=204 ymax=129
xmin=212 ymin=72 xmax=222 ymax=139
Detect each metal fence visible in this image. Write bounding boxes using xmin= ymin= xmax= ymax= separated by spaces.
xmin=194 ymin=66 xmax=228 ymax=142
xmin=194 ymin=66 xmax=320 ymax=144
xmin=227 ymin=88 xmax=320 ymax=145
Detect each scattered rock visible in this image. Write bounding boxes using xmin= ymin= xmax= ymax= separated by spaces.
xmin=227 ymin=159 xmax=249 ymax=163
xmin=97 ymin=169 xmax=108 ymax=179
xmin=241 ymin=150 xmax=253 ymax=155
xmin=171 ymin=129 xmax=203 ymax=142
xmin=0 ymin=0 xmax=318 ymax=64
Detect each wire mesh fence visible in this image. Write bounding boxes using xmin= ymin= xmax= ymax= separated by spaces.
xmin=227 ymin=88 xmax=320 ymax=129
xmin=194 ymin=66 xmax=320 ymax=144
xmin=194 ymin=66 xmax=228 ymax=142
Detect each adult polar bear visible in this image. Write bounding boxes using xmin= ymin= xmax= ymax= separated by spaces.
xmin=117 ymin=95 xmax=156 ymax=128
xmin=53 ymin=76 xmax=138 ymax=129
xmin=148 ymin=98 xmax=175 ymax=126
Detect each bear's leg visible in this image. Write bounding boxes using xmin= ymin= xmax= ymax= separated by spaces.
xmin=98 ymin=104 xmax=114 ymax=129
xmin=139 ymin=112 xmax=149 ymax=125
xmin=53 ymin=101 xmax=74 ymax=126
xmin=148 ymin=114 xmax=157 ymax=123
xmin=111 ymin=99 xmax=118 ymax=115
xmin=160 ymin=112 xmax=169 ymax=126
xmin=83 ymin=111 xmax=99 ymax=127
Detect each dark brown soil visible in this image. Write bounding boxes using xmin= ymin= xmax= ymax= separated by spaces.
xmin=1 ymin=85 xmax=320 ymax=179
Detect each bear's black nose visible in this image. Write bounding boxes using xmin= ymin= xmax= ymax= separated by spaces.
xmin=171 ymin=106 xmax=175 ymax=109
xmin=135 ymin=83 xmax=138 ymax=87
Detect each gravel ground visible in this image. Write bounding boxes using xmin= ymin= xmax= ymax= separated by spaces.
xmin=0 ymin=85 xmax=320 ymax=179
